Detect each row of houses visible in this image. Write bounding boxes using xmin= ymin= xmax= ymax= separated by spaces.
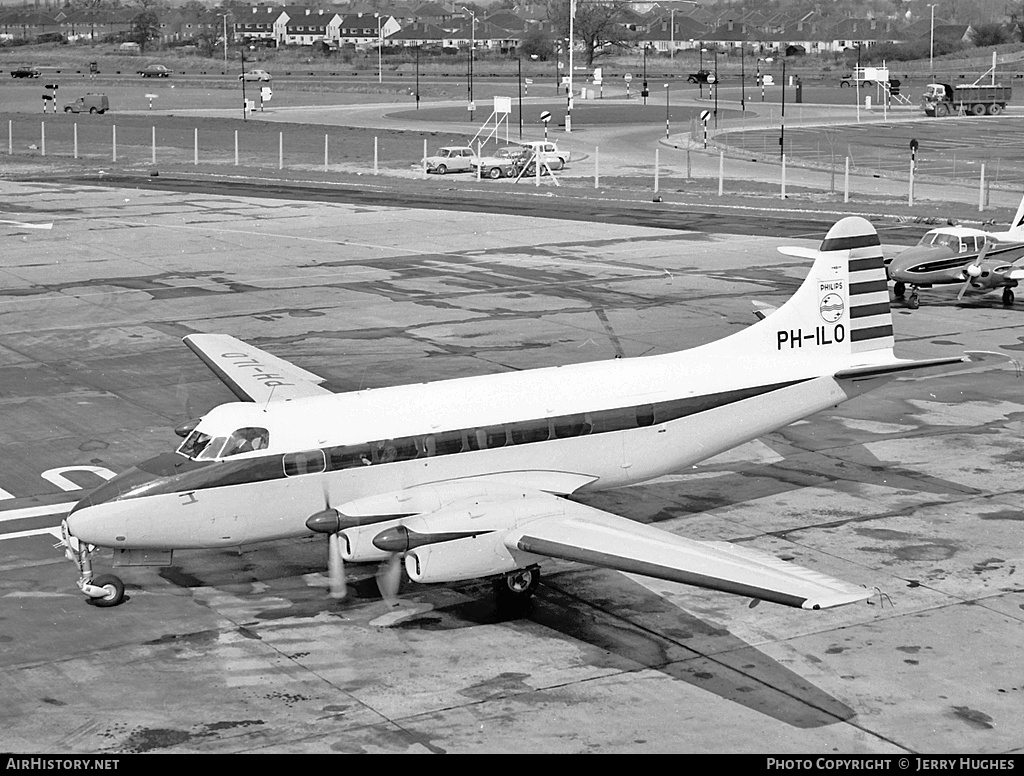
xmin=0 ymin=3 xmax=990 ymax=57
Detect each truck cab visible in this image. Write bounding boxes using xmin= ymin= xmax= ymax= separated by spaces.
xmin=64 ymin=93 xmax=109 ymax=114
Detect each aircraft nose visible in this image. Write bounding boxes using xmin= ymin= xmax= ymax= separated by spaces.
xmin=66 ymin=464 xmax=166 ymax=545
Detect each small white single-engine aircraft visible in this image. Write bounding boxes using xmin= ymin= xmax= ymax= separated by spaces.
xmin=60 ymin=217 xmax=986 ymax=614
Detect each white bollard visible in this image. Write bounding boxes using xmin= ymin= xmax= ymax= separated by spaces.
xmin=718 ymin=151 xmax=724 ymax=196
xmin=979 ymin=163 xmax=985 ymax=212
xmin=423 ymin=139 xmax=427 ymax=179
xmin=594 ymin=146 xmax=599 ymax=189
xmin=844 ymin=157 xmax=849 ymax=203
xmin=151 ymin=126 xmax=155 ymax=164
xmin=781 ymin=154 xmax=786 ymax=198
xmin=73 ymin=123 xmax=77 ymax=159
xmin=654 ymin=148 xmax=659 ymax=194
xmin=194 ymin=128 xmax=198 ymax=165
xmin=373 ymin=136 xmax=378 ymax=175
xmin=112 ymin=125 xmax=116 ymax=162
xmin=234 ymin=130 xmax=238 ymax=166
xmin=279 ymin=131 xmax=283 ymax=170
xmin=40 ymin=122 xmax=45 ymax=157
xmin=324 ymin=134 xmax=328 ymax=172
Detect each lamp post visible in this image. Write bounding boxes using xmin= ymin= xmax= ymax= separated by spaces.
xmin=415 ymin=43 xmax=420 ymax=109
xmin=713 ymin=49 xmax=718 ymax=128
xmin=664 ymin=82 xmax=670 ymax=139
xmin=740 ymin=42 xmax=746 ymax=114
xmin=780 ymin=58 xmax=786 ymax=160
xmin=670 ymin=9 xmax=674 ymax=60
xmin=377 ymin=15 xmax=382 ymax=85
xmin=219 ymin=12 xmax=230 ymax=75
xmin=462 ymin=7 xmax=476 ymax=120
xmin=642 ymin=43 xmax=648 ymax=105
xmin=928 ymin=3 xmax=937 ymax=76
xmin=567 ymin=0 xmax=575 ymax=133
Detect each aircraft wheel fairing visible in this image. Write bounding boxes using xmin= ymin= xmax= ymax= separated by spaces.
xmin=88 ymin=574 xmax=126 ymax=607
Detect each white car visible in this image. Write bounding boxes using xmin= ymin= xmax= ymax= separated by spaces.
xmin=424 ymin=146 xmax=475 ymax=175
xmin=239 ymin=69 xmax=272 ymax=82
xmin=518 ymin=141 xmax=570 ymax=170
xmin=470 ymin=146 xmax=529 ymax=179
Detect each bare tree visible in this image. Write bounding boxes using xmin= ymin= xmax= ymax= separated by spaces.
xmin=546 ymin=0 xmax=637 ymax=67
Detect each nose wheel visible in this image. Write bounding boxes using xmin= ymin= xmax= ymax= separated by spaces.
xmin=907 ymin=290 xmax=920 ymax=309
xmin=59 ymin=520 xmax=128 ymax=607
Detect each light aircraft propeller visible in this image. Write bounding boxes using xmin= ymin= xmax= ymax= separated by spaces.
xmin=957 ymin=239 xmax=993 ymax=302
xmin=305 ymin=485 xmax=347 ymax=599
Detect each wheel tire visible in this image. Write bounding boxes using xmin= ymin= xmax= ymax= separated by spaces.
xmin=89 ymin=107 xmax=97 ymax=114
xmin=550 ymin=159 xmax=564 ymax=171
xmin=89 ymin=574 xmax=126 ymax=607
xmin=937 ymin=103 xmax=950 ymax=117
xmin=989 ymin=103 xmax=1003 ymax=116
xmin=64 ymin=106 xmax=72 ymax=113
xmin=972 ymin=103 xmax=987 ymax=116
xmin=908 ymin=295 xmax=920 ymax=310
xmin=893 ymin=281 xmax=905 ymax=299
xmin=1003 ymin=288 xmax=1015 ymax=306
xmin=492 ymin=567 xmax=540 ymax=615
xmin=488 ymin=166 xmax=502 ymax=179
xmin=436 ymin=164 xmax=447 ymax=175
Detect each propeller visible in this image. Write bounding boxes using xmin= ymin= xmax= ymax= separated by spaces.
xmin=375 ymin=553 xmax=404 ymax=607
xmin=305 ymin=482 xmax=346 ymax=599
xmin=957 ymin=239 xmax=992 ymax=302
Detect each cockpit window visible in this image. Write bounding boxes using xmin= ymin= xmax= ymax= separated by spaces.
xmin=222 ymin=427 xmax=270 ymax=457
xmin=178 ymin=430 xmax=213 ymax=459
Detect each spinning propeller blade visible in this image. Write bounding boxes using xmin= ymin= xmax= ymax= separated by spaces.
xmin=957 ymin=240 xmax=992 ymax=302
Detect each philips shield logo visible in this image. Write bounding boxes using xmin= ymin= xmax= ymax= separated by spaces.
xmin=819 ymin=293 xmax=844 ymax=323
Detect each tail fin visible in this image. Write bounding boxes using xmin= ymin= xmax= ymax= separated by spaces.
xmin=1008 ymin=192 xmax=1024 ymax=233
xmin=726 ymin=216 xmax=894 ymax=365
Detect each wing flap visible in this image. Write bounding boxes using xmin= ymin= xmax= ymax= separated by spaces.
xmin=183 ymin=333 xmax=332 ymax=403
xmin=508 ymin=504 xmax=870 ymax=610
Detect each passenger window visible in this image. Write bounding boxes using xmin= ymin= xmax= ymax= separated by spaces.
xmin=431 ymin=431 xmax=463 ymax=456
xmin=330 ymin=445 xmax=372 ymax=469
xmin=510 ymin=421 xmax=549 ymax=445
xmin=485 ymin=426 xmax=509 ymax=448
xmin=284 ymin=450 xmax=326 ymax=476
xmin=553 ymin=414 xmax=592 ymax=439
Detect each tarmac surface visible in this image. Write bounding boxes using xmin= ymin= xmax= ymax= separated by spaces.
xmin=1 ymin=177 xmax=1023 ymax=754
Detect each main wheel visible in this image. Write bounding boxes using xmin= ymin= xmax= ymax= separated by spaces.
xmin=488 ymin=166 xmax=502 ymax=179
xmin=492 ymin=567 xmax=540 ymax=615
xmin=89 ymin=574 xmax=126 ymax=607
xmin=1003 ymin=287 xmax=1015 ymax=306
xmin=436 ymin=164 xmax=447 ymax=175
xmin=893 ymin=281 xmax=906 ymax=299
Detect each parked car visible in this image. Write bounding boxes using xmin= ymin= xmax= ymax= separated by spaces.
xmin=239 ymin=69 xmax=272 ymax=82
xmin=64 ymin=93 xmax=109 ymax=114
xmin=138 ymin=64 xmax=171 ymax=78
xmin=687 ymin=69 xmax=713 ymax=84
xmin=470 ymin=146 xmax=529 ymax=179
xmin=517 ymin=140 xmax=570 ymax=170
xmin=423 ymin=146 xmax=475 ymax=175
xmin=10 ymin=66 xmax=40 ymax=78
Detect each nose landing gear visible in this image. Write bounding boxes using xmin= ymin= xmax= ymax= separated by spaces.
xmin=59 ymin=520 xmax=126 ymax=607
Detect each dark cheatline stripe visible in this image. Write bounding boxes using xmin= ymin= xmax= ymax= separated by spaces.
xmin=517 ymin=535 xmax=807 ymax=608
xmin=820 ymin=233 xmax=880 ymax=252
xmin=103 ymin=378 xmax=811 ymax=501
xmin=849 ymin=257 xmax=885 ymax=273
xmin=850 ymin=324 xmax=894 ymax=342
xmin=850 ymin=279 xmax=889 ymax=296
xmin=850 ymin=302 xmax=891 ymax=319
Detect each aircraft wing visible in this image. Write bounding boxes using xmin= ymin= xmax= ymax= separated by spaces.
xmin=183 ymin=333 xmax=332 ymax=403
xmin=506 ymin=500 xmax=871 ymax=610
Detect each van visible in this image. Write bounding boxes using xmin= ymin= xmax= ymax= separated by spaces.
xmin=118 ymin=42 xmax=141 ymax=54
xmin=64 ymin=93 xmax=109 ymax=114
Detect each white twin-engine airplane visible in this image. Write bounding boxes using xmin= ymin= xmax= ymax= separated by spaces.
xmin=60 ymin=216 xmax=983 ymax=613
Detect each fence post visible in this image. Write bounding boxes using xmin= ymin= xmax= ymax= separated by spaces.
xmin=374 ymin=136 xmax=378 ymax=175
xmin=908 ymin=159 xmax=914 ymax=207
xmin=73 ymin=123 xmax=78 ymax=159
xmin=594 ymin=146 xmax=599 ymax=189
xmin=423 ymin=139 xmax=427 ymax=179
xmin=7 ymin=119 xmax=11 ymax=155
xmin=112 ymin=125 xmax=116 ymax=162
xmin=234 ymin=130 xmax=238 ymax=166
xmin=324 ymin=134 xmax=328 ymax=172
xmin=844 ymin=157 xmax=849 ymax=203
xmin=279 ymin=131 xmax=283 ymax=170
xmin=654 ymin=148 xmax=659 ymax=194
xmin=40 ymin=121 xmax=45 ymax=157
xmin=194 ymin=128 xmax=198 ymax=165
xmin=979 ymin=163 xmax=985 ymax=212
xmin=151 ymin=126 xmax=155 ymax=164
xmin=781 ymin=154 xmax=786 ymax=199
xmin=718 ymin=150 xmax=724 ymax=196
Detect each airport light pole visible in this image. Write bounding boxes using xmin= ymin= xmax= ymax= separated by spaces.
xmin=780 ymin=58 xmax=786 ymax=160
xmin=462 ymin=7 xmax=476 ymax=121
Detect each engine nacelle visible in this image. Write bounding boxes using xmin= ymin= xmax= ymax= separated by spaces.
xmin=338 ymin=521 xmax=403 ymax=562
xmin=405 ymin=531 xmax=541 ymax=584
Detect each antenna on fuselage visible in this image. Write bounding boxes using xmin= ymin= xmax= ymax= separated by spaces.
xmin=263 ymin=384 xmax=277 ymax=412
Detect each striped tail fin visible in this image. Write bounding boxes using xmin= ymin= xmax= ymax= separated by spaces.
xmin=732 ymin=216 xmax=895 ymax=366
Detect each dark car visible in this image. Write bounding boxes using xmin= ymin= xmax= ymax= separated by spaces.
xmin=138 ymin=64 xmax=171 ymax=78
xmin=687 ymin=69 xmax=713 ymax=84
xmin=10 ymin=66 xmax=40 ymax=78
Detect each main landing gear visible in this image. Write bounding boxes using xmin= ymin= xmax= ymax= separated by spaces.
xmin=492 ymin=565 xmax=540 ymax=614
xmin=892 ymin=281 xmax=920 ymax=309
xmin=59 ymin=520 xmax=126 ymax=607
xmin=1003 ymin=287 xmax=1015 ymax=306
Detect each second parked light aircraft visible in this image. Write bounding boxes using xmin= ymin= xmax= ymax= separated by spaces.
xmin=60 ymin=217 xmax=991 ymax=615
